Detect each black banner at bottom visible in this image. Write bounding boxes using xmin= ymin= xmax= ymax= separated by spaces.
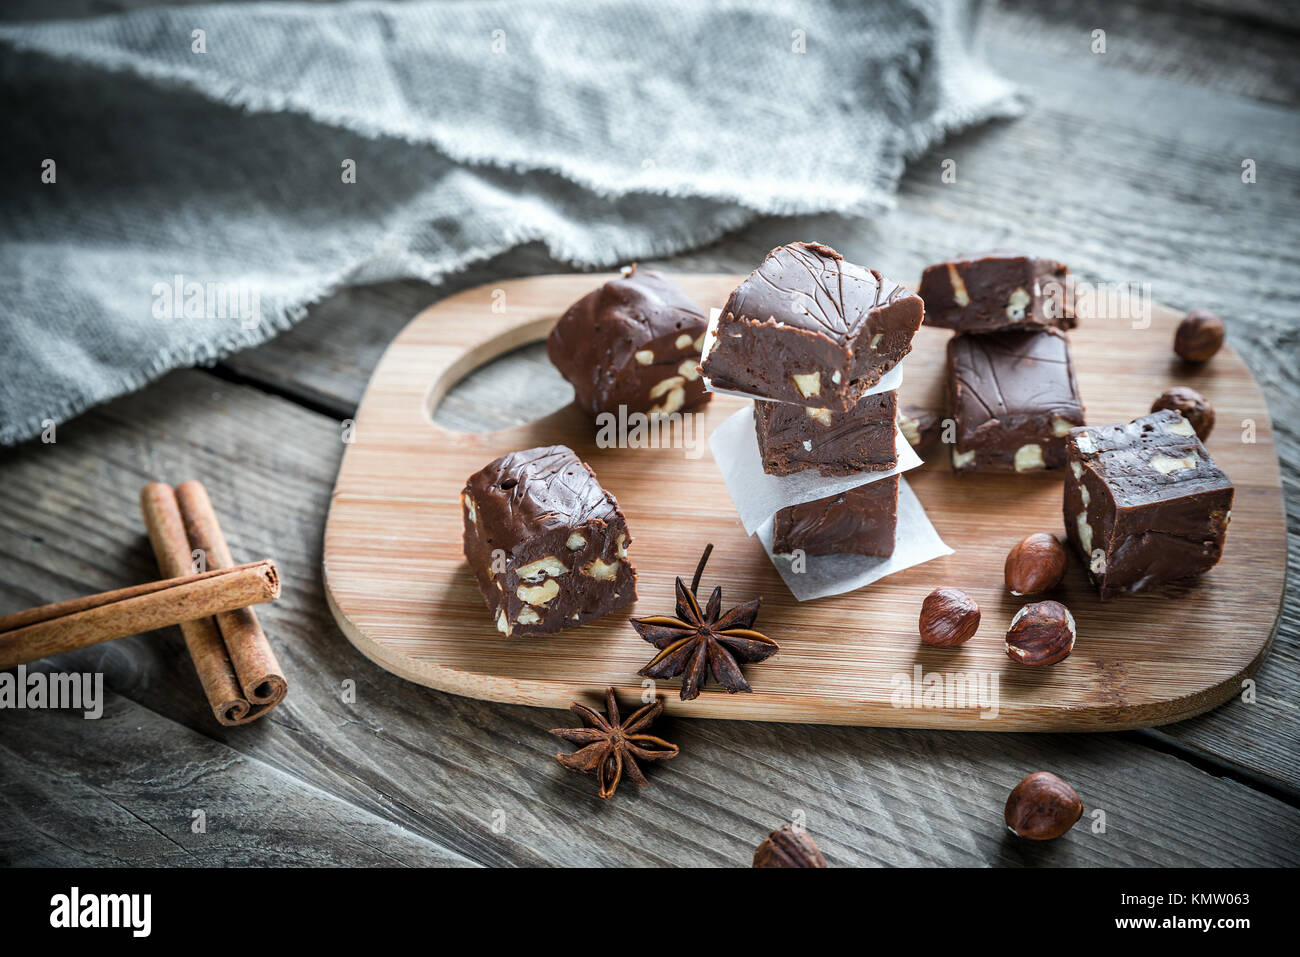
xmin=0 ymin=866 xmax=1279 ymax=942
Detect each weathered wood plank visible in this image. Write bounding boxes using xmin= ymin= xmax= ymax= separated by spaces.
xmin=3 ymin=0 xmax=1299 ymax=863
xmin=222 ymin=92 xmax=1300 ymax=791
xmin=46 ymin=1 xmax=1300 ymax=794
xmin=0 ymin=674 xmax=472 ymax=867
xmin=992 ymin=0 xmax=1300 ymax=104
xmin=2 ymin=370 xmax=1297 ymax=865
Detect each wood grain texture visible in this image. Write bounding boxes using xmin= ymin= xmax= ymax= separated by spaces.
xmin=3 ymin=371 xmax=1297 ymax=866
xmin=324 ymin=274 xmax=1285 ymax=731
xmin=0 ymin=673 xmax=471 ymax=867
xmin=995 ymin=0 xmax=1300 ymax=104
xmin=2 ymin=0 xmax=1298 ymax=865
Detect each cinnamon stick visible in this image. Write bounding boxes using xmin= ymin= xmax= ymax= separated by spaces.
xmin=0 ymin=560 xmax=280 ymax=671
xmin=175 ymin=481 xmax=288 ymax=707
xmin=141 ymin=482 xmax=258 ymax=725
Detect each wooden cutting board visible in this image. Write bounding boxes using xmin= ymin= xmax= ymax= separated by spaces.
xmin=322 ymin=274 xmax=1285 ymax=731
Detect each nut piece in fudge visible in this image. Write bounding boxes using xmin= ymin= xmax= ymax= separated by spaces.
xmin=547 ymin=265 xmax=709 ymax=418
xmin=1064 ymin=410 xmax=1233 ymax=600
xmin=772 ymin=476 xmax=898 ymax=558
xmin=700 ymin=242 xmax=924 ymax=410
xmin=946 ymin=328 xmax=1085 ymax=474
xmin=920 ymin=253 xmax=1075 ymax=333
xmin=898 ymin=402 xmax=941 ymax=451
xmin=461 ymin=445 xmax=636 ymax=637
xmin=754 ymin=390 xmax=897 ymax=477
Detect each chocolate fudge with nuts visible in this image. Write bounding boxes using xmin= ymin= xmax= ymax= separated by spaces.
xmin=547 ymin=265 xmax=709 ymax=418
xmin=772 ymin=476 xmax=898 ymax=558
xmin=754 ymin=390 xmax=897 ymax=477
xmin=898 ymin=402 xmax=942 ymax=451
xmin=1064 ymin=410 xmax=1233 ymax=600
xmin=461 ymin=445 xmax=636 ymax=637
xmin=920 ymin=253 xmax=1075 ymax=333
xmin=700 ymin=242 xmax=924 ymax=410
xmin=946 ymin=328 xmax=1085 ymax=474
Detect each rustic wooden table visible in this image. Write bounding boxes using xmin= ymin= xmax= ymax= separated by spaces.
xmin=2 ymin=0 xmax=1297 ymax=866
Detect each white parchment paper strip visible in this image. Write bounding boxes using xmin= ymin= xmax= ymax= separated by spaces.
xmin=755 ymin=478 xmax=953 ymax=601
xmin=709 ymin=404 xmax=923 ymax=535
xmin=699 ymin=307 xmax=904 ymax=402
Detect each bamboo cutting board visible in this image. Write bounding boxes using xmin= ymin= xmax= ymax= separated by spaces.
xmin=323 ymin=274 xmax=1286 ymax=731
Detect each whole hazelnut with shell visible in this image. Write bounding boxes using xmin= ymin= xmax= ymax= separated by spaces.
xmin=919 ymin=587 xmax=981 ymax=647
xmin=1005 ymin=771 xmax=1084 ymax=840
xmin=1005 ymin=600 xmax=1076 ymax=666
xmin=1004 ymin=533 xmax=1068 ymax=596
xmin=752 ymin=824 xmax=827 ymax=868
xmin=1174 ymin=310 xmax=1225 ymax=363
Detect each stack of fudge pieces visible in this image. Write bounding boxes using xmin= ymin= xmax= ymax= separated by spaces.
xmin=701 ymin=242 xmax=925 ymax=558
xmin=922 ymin=253 xmax=1234 ymax=598
xmin=920 ymin=254 xmax=1085 ymax=474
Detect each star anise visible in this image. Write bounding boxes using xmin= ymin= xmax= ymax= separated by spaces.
xmin=632 ymin=544 xmax=779 ymax=701
xmin=549 ymin=687 xmax=679 ymax=799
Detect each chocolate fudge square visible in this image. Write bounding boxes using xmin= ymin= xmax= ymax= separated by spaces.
xmin=547 ymin=265 xmax=709 ymax=418
xmin=1064 ymin=410 xmax=1233 ymax=599
xmin=947 ymin=328 xmax=1085 ymax=474
xmin=920 ymin=253 xmax=1075 ymax=333
xmin=754 ymin=391 xmax=897 ymax=477
xmin=461 ymin=445 xmax=636 ymax=637
xmin=772 ymin=476 xmax=898 ymax=558
xmin=701 ymin=242 xmax=924 ymax=411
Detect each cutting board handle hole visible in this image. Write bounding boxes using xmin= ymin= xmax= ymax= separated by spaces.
xmin=426 ymin=322 xmax=573 ymax=434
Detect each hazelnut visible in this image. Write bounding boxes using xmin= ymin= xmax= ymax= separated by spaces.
xmin=1005 ymin=600 xmax=1076 ymax=666
xmin=752 ymin=824 xmax=827 ymax=868
xmin=1152 ymin=386 xmax=1215 ymax=441
xmin=1004 ymin=533 xmax=1067 ymax=596
xmin=1174 ymin=310 xmax=1225 ymax=363
xmin=919 ymin=587 xmax=980 ymax=647
xmin=1004 ymin=771 xmax=1084 ymax=840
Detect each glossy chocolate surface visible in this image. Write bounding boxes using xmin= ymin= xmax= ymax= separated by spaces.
xmin=547 ymin=266 xmax=709 ymax=417
xmin=920 ymin=253 xmax=1075 ymax=332
xmin=701 ymin=242 xmax=923 ymax=410
xmin=947 ymin=328 xmax=1085 ymax=473
xmin=1063 ymin=410 xmax=1233 ymax=599
xmin=461 ymin=445 xmax=636 ymax=636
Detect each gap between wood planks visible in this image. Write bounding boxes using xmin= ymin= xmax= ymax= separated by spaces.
xmin=205 ymin=362 xmax=351 ymax=423
xmin=208 ymin=356 xmax=1300 ymax=812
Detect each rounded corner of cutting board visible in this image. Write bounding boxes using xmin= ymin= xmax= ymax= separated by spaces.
xmin=321 ymin=273 xmax=1288 ymax=731
xmin=324 ymin=564 xmax=440 ymax=690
